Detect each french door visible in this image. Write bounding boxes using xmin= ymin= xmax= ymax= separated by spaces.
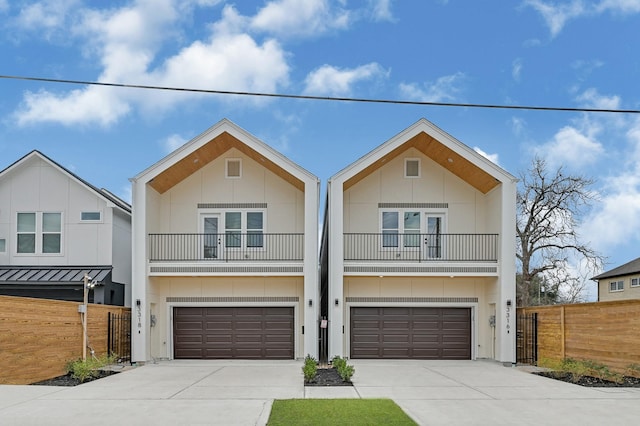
xmin=202 ymin=215 xmax=220 ymax=259
xmin=424 ymin=214 xmax=444 ymax=259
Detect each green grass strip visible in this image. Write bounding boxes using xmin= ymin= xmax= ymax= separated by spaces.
xmin=267 ymin=398 xmax=417 ymax=426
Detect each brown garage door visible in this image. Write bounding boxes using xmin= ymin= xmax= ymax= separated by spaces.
xmin=350 ymin=307 xmax=471 ymax=359
xmin=173 ymin=307 xmax=294 ymax=359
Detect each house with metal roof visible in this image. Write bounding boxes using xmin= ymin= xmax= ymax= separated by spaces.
xmin=592 ymin=256 xmax=640 ymax=302
xmin=0 ymin=151 xmax=131 ymax=306
xmin=130 ymin=119 xmax=319 ymax=363
xmin=320 ymin=118 xmax=518 ymax=363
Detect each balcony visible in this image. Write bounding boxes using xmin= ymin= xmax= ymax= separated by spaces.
xmin=344 ymin=233 xmax=498 ymax=263
xmin=148 ymin=233 xmax=304 ymax=262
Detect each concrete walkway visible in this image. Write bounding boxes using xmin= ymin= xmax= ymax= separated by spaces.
xmin=1 ymin=359 xmax=639 ymax=425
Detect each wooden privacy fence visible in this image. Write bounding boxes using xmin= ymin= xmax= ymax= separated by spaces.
xmin=0 ymin=295 xmax=130 ymax=385
xmin=518 ymin=299 xmax=640 ymax=373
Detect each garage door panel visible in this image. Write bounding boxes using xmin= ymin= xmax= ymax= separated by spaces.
xmin=175 ymin=335 xmax=203 ymax=344
xmin=174 ymin=307 xmax=294 ymax=360
xmin=351 ymin=307 xmax=471 ymax=359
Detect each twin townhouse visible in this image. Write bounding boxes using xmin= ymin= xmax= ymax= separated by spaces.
xmin=0 ymin=118 xmax=517 ymax=364
xmin=130 ymin=118 xmax=517 ymax=364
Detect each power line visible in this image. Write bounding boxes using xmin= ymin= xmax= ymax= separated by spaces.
xmin=1 ymin=74 xmax=639 ymax=114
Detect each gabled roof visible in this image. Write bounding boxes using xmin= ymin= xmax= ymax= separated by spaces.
xmin=0 ymin=150 xmax=131 ymax=214
xmin=329 ymin=118 xmax=517 ymax=193
xmin=132 ymin=118 xmax=318 ymax=193
xmin=592 ymin=257 xmax=640 ymax=281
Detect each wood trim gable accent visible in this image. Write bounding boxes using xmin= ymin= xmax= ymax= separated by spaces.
xmin=343 ymin=131 xmax=500 ymax=194
xmin=148 ymin=131 xmax=305 ymax=193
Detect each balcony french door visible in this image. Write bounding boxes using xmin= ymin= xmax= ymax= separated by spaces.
xmin=202 ymin=215 xmax=220 ymax=259
xmin=425 ymin=214 xmax=444 ymax=259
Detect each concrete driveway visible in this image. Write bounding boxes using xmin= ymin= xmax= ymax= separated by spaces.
xmin=1 ymin=359 xmax=639 ymax=425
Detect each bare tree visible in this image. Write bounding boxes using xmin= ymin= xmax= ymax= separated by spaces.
xmin=516 ymin=157 xmax=605 ymax=306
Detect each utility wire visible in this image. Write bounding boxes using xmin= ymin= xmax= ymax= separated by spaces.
xmin=1 ymin=74 xmax=639 ymax=114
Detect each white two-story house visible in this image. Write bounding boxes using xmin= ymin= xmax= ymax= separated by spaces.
xmin=0 ymin=151 xmax=132 ymax=306
xmin=321 ymin=119 xmax=517 ymax=363
xmin=131 ymin=119 xmax=319 ymax=362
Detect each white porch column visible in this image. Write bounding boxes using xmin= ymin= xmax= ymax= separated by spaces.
xmin=303 ymin=180 xmax=320 ymax=359
xmin=130 ymin=177 xmax=149 ymax=363
xmin=497 ymin=179 xmax=517 ymax=364
xmin=327 ymin=180 xmax=344 ymax=358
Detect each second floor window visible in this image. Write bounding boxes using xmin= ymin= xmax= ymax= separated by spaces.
xmin=222 ymin=211 xmax=265 ymax=249
xmin=17 ymin=212 xmax=62 ymax=254
xmin=380 ymin=209 xmax=445 ymax=258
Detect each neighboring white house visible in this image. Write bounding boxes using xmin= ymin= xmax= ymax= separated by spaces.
xmin=320 ymin=119 xmax=518 ymax=363
xmin=130 ymin=119 xmax=319 ymax=362
xmin=0 ymin=150 xmax=132 ymax=306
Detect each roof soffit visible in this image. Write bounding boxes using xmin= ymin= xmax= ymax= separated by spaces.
xmin=148 ymin=131 xmax=305 ymax=193
xmin=343 ymin=131 xmax=501 ymax=194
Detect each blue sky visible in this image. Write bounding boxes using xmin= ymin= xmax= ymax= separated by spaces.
xmin=1 ymin=0 xmax=640 ymax=296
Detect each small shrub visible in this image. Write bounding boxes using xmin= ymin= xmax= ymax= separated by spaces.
xmin=66 ymin=354 xmax=117 ymax=383
xmin=302 ymin=354 xmax=318 ymax=382
xmin=540 ymin=357 xmax=622 ymax=383
xmin=331 ymin=356 xmax=355 ymax=382
xmin=626 ymin=364 xmax=640 ymax=378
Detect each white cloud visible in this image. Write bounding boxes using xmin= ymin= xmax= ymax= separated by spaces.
xmin=303 ymin=63 xmax=387 ymax=96
xmin=510 ymin=117 xmax=526 ymax=136
xmin=526 ymin=0 xmax=640 ymax=37
xmin=370 ymin=0 xmax=395 ymax=22
xmin=250 ymin=0 xmax=350 ymax=37
xmin=16 ymin=86 xmax=131 ymax=127
xmin=596 ymin=0 xmax=640 ymax=13
xmin=399 ymin=72 xmax=465 ymax=103
xmin=534 ymin=125 xmax=604 ymax=170
xmin=525 ymin=0 xmax=585 ymax=37
xmin=14 ymin=0 xmax=81 ymax=38
xmin=581 ymin=117 xmax=640 ymax=252
xmin=512 ymin=58 xmax=523 ymax=82
xmin=13 ymin=1 xmax=291 ymax=126
xmin=575 ymin=87 xmax=621 ymax=110
xmin=163 ymin=134 xmax=188 ymax=153
xmin=473 ymin=147 xmax=500 ymax=165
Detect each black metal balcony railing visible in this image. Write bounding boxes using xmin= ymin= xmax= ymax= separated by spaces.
xmin=344 ymin=233 xmax=498 ymax=262
xmin=148 ymin=233 xmax=304 ymax=262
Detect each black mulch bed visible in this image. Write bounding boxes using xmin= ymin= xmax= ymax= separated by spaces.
xmin=535 ymin=371 xmax=640 ymax=387
xmin=305 ymin=368 xmax=353 ymax=386
xmin=31 ymin=370 xmax=119 ymax=387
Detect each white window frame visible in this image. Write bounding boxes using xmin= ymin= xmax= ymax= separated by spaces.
xmin=404 ymin=158 xmax=421 ymax=178
xmin=631 ymin=277 xmax=639 ymax=287
xmin=0 ymin=238 xmax=6 ymax=253
xmin=81 ymin=211 xmax=102 ymax=222
xmin=15 ymin=211 xmax=63 ymax=256
xmin=379 ymin=208 xmax=447 ymax=253
xmin=225 ymin=158 xmax=242 ymax=179
xmin=198 ymin=208 xmax=266 ymax=253
xmin=609 ymin=280 xmax=624 ymax=292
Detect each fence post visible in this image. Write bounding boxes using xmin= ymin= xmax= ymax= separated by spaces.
xmin=560 ymin=305 xmax=565 ymax=359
